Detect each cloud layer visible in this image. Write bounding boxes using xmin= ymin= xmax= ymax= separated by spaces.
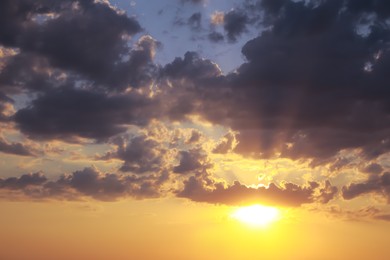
xmin=0 ymin=0 xmax=389 ymax=215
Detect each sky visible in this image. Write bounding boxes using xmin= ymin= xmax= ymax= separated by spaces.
xmin=0 ymin=0 xmax=390 ymax=259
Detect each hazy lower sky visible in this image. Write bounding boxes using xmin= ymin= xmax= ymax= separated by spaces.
xmin=0 ymin=0 xmax=389 ymax=259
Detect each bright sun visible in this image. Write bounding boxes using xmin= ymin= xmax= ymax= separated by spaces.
xmin=231 ymin=205 xmax=280 ymax=227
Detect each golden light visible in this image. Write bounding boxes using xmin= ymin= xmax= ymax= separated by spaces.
xmin=231 ymin=205 xmax=280 ymax=227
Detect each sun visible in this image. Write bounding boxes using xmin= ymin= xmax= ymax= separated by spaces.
xmin=231 ymin=205 xmax=280 ymax=227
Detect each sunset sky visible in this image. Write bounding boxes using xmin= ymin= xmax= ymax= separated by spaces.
xmin=0 ymin=0 xmax=390 ymax=259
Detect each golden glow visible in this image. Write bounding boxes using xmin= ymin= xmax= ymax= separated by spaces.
xmin=232 ymin=205 xmax=280 ymax=227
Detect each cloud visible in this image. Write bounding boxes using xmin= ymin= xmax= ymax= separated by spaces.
xmin=162 ymin=51 xmax=222 ymax=82
xmin=223 ymin=9 xmax=249 ymax=42
xmin=104 ymin=134 xmax=170 ymax=174
xmin=178 ymin=174 xmax=337 ymax=207
xmin=325 ymin=205 xmax=390 ymax=222
xmin=0 ymin=92 xmax=13 ymax=121
xmin=342 ymin=172 xmax=390 ymax=203
xmin=0 ymin=167 xmax=168 ymax=201
xmin=188 ymin=12 xmax=202 ymax=31
xmin=317 ymin=180 xmax=338 ymax=204
xmin=0 ymin=172 xmax=47 ymax=189
xmin=0 ymin=0 xmax=389 ymax=211
xmin=159 ymin=0 xmax=390 ymax=163
xmin=186 ymin=130 xmax=202 ymax=144
xmin=362 ymin=163 xmax=384 ymax=174
xmin=208 ymin=31 xmax=224 ymax=42
xmin=173 ymin=148 xmax=212 ymax=174
xmin=213 ymin=132 xmax=238 ymax=154
xmin=98 ymin=130 xmax=212 ymax=175
xmin=346 ymin=0 xmax=390 ymax=18
xmin=6 ymin=0 xmax=388 ymax=165
xmin=13 ymin=87 xmax=157 ymax=141
xmin=0 ymin=53 xmax=64 ymax=93
xmin=210 ymin=11 xmax=225 ymax=25
xmin=259 ymin=0 xmax=288 ymax=14
xmin=0 ymin=0 xmax=162 ymax=92
xmin=0 ymin=137 xmax=34 ymax=156
xmin=0 ymin=165 xmax=339 ymax=207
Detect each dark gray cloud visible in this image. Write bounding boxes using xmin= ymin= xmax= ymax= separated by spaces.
xmin=186 ymin=130 xmax=202 ymax=144
xmin=178 ymin=174 xmax=337 ymax=207
xmin=104 ymin=134 xmax=169 ymax=174
xmin=0 ymin=0 xmax=35 ymax=46
xmin=0 ymin=138 xmax=34 ymax=156
xmin=208 ymin=31 xmax=224 ymax=42
xmin=223 ymin=9 xmax=249 ymax=42
xmin=258 ymin=0 xmax=287 ymax=14
xmin=0 ymin=172 xmax=47 ymax=189
xmin=162 ymin=51 xmax=222 ymax=82
xmin=161 ymin=0 xmax=390 ymax=163
xmin=318 ymin=180 xmax=339 ymax=204
xmin=346 ymin=0 xmax=390 ymax=18
xmin=61 ymin=167 xmax=163 ymax=200
xmin=362 ymin=163 xmax=384 ymax=174
xmin=22 ymin=1 xmax=142 ymax=88
xmin=0 ymin=167 xmax=167 ymax=201
xmin=213 ymin=132 xmax=237 ymax=154
xmin=0 ymin=53 xmax=64 ymax=93
xmin=13 ymin=87 xmax=158 ymax=141
xmin=188 ymin=12 xmax=202 ymax=31
xmin=173 ymin=148 xmax=211 ymax=174
xmin=342 ymin=172 xmax=390 ymax=203
xmin=99 ymin=133 xmax=212 ymax=175
xmin=0 ymin=92 xmax=12 ymax=103
xmin=0 ymin=0 xmax=161 ymax=92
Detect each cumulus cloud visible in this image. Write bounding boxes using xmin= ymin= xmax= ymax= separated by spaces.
xmin=0 ymin=172 xmax=47 ymax=189
xmin=0 ymin=0 xmax=152 ymax=91
xmin=14 ymin=87 xmax=157 ymax=141
xmin=0 ymin=0 xmax=389 ymax=212
xmin=178 ymin=174 xmax=337 ymax=207
xmin=2 ymin=0 xmax=389 ymax=161
xmin=98 ymin=130 xmax=212 ymax=176
xmin=0 ymin=167 xmax=167 ymax=201
xmin=342 ymin=172 xmax=390 ymax=203
xmin=160 ymin=0 xmax=390 ymax=163
xmin=223 ymin=9 xmax=250 ymax=42
xmin=186 ymin=130 xmax=202 ymax=144
xmin=104 ymin=134 xmax=170 ymax=174
xmin=173 ymin=148 xmax=212 ymax=174
xmin=362 ymin=163 xmax=384 ymax=174
xmin=162 ymin=51 xmax=222 ymax=82
xmin=0 ymin=137 xmax=34 ymax=156
xmin=213 ymin=132 xmax=238 ymax=154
